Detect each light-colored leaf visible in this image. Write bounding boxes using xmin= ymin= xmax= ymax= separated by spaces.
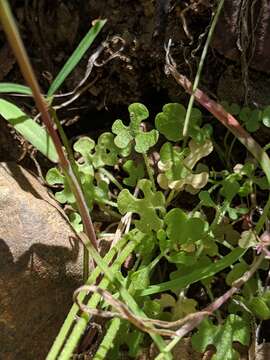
xmin=112 ymin=103 xmax=157 ymax=154
xmin=0 ymin=99 xmax=58 ymax=162
xmin=239 ymin=230 xmax=258 ymax=249
xmin=0 ymin=82 xmax=32 ymax=95
xmin=157 ymin=140 xmax=212 ymax=192
xmin=262 ymin=106 xmax=270 ymax=127
xmin=184 ymin=139 xmax=213 ymax=169
xmin=117 ymin=179 xmax=165 ymax=233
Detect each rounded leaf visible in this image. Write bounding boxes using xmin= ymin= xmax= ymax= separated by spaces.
xmin=239 ymin=230 xmax=258 ymax=249
xmin=239 ymin=107 xmax=251 ymax=123
xmin=199 ymin=191 xmax=216 ymax=208
xmin=123 ymin=160 xmax=145 ymax=187
xmin=128 ymin=103 xmax=149 ymax=126
xmin=73 ymin=136 xmax=95 ymax=156
xmin=155 ymin=103 xmax=186 ymax=141
xmin=46 ymin=167 xmax=64 ymax=185
xmin=230 ymin=103 xmax=241 ymax=115
xmin=262 ymin=105 xmax=270 ymax=127
xmin=112 ymin=119 xmax=132 ymax=148
xmin=249 ymin=297 xmax=270 ymax=320
xmin=134 ymin=129 xmax=159 ymax=153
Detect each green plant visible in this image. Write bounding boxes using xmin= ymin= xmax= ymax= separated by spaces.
xmin=2 ymin=1 xmax=270 ymax=359
xmin=46 ymin=101 xmax=270 ymax=359
xmin=221 ymin=101 xmax=270 ymax=133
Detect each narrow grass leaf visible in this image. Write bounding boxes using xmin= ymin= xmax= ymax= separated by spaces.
xmin=47 ymin=19 xmax=106 ymax=96
xmin=0 ymin=99 xmax=58 ymax=162
xmin=140 ymin=248 xmax=246 ymax=296
xmin=0 ymin=82 xmax=32 ymax=95
xmin=80 ymin=234 xmax=172 ymax=359
xmin=46 ymin=236 xmax=129 ymax=360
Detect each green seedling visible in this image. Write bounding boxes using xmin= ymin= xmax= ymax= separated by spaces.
xmin=155 ymin=103 xmax=211 ymax=143
xmin=221 ymin=101 xmax=270 ymax=133
xmin=157 ymin=139 xmax=213 ymax=192
xmin=192 ymin=315 xmax=250 ymax=360
xmin=123 ymin=160 xmax=145 ymax=187
xmin=112 ymin=102 xmax=159 ymax=153
xmin=5 ymin=1 xmax=270 ymax=358
xmin=118 ymin=179 xmax=166 ymax=233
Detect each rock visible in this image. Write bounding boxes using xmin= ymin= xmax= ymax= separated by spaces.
xmin=212 ymin=0 xmax=270 ymax=73
xmin=217 ymin=65 xmax=270 ymax=108
xmin=0 ymin=162 xmax=83 ymax=360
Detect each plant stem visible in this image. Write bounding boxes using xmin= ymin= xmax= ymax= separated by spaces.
xmin=0 ymin=0 xmax=98 ymax=251
xmin=98 ymin=167 xmax=123 ymax=190
xmin=93 ymin=256 xmax=164 ymax=360
xmin=80 ymin=233 xmax=172 ymax=359
xmin=143 ymin=153 xmax=156 ymax=191
xmin=182 ymin=0 xmax=225 ymax=138
xmin=166 ymin=189 xmax=175 ymax=206
xmin=94 ymin=253 xmax=164 ymax=360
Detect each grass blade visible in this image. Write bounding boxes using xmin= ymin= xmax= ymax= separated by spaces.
xmin=140 ymin=248 xmax=246 ymax=296
xmin=0 ymin=82 xmax=32 ymax=94
xmin=182 ymin=0 xmax=224 ymax=137
xmin=81 ymin=235 xmax=172 ymax=360
xmin=0 ymin=98 xmax=58 ymax=162
xmin=47 ymin=19 xmax=106 ymax=96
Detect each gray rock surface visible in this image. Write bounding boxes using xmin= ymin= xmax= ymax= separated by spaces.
xmin=0 ymin=162 xmax=83 ymax=360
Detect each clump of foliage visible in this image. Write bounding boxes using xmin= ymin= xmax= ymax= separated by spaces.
xmin=44 ymin=102 xmax=270 ymax=359
xmin=221 ymin=101 xmax=270 ymax=133
xmin=2 ymin=2 xmax=270 ymax=358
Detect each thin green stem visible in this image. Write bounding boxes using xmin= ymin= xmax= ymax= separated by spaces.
xmin=101 ymin=199 xmax=118 ymax=208
xmin=166 ymin=189 xmax=175 ymax=206
xmin=99 ymin=167 xmax=123 ymax=191
xmin=99 ymin=207 xmax=122 ymax=220
xmin=59 ymin=278 xmax=111 ymax=359
xmin=182 ymin=0 xmax=225 ymax=137
xmin=92 ymin=255 xmax=163 ymax=360
xmin=263 ymin=143 xmax=270 ymax=151
xmin=80 ymin=234 xmax=172 ymax=359
xmin=212 ymin=138 xmax=227 ymax=167
xmin=143 ymin=153 xmax=156 ymax=191
xmin=155 ymin=337 xmax=179 ymax=360
xmin=227 ymin=136 xmax=237 ymax=166
xmin=255 ymin=193 xmax=270 ymax=233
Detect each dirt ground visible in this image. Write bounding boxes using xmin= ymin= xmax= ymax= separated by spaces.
xmin=1 ymin=0 xmax=270 ymax=137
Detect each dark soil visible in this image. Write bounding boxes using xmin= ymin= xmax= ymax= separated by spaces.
xmin=2 ymin=1 xmax=270 ymax=135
